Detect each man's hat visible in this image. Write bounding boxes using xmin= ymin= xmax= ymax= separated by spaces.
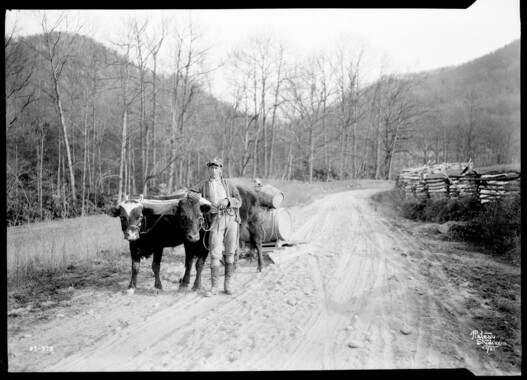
xmin=207 ymin=158 xmax=223 ymax=168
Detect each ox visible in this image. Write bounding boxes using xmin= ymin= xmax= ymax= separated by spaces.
xmin=109 ymin=196 xmax=212 ymax=292
xmin=236 ymin=185 xmax=264 ymax=272
xmin=110 ymin=184 xmax=263 ymax=293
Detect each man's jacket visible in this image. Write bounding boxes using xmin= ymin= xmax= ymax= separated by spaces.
xmin=189 ymin=177 xmax=242 ymax=224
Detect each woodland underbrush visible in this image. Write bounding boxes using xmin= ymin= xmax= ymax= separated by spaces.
xmin=372 ymin=187 xmax=521 ymax=264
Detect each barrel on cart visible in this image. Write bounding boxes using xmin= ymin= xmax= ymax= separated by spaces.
xmin=240 ymin=207 xmax=292 ymax=243
xmin=255 ymin=184 xmax=285 ymax=209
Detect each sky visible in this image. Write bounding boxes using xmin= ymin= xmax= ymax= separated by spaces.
xmin=5 ymin=1 xmax=521 ymax=97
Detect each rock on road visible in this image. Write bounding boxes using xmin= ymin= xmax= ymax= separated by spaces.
xmin=8 ymin=183 xmax=503 ymax=374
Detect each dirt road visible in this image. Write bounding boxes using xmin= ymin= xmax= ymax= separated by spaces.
xmin=7 ymin=184 xmax=514 ymax=374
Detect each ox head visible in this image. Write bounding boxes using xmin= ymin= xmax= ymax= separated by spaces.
xmin=175 ymin=195 xmax=212 ymax=243
xmin=109 ymin=200 xmax=146 ymax=241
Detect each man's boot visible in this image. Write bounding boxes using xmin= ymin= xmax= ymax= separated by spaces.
xmin=204 ymin=266 xmax=219 ymax=297
xmin=224 ymin=262 xmax=235 ymax=295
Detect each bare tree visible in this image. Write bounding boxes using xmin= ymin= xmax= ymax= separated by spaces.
xmin=462 ymin=87 xmax=479 ymax=161
xmin=33 ymin=11 xmax=86 ymax=203
xmin=228 ymin=73 xmax=257 ymax=177
xmin=143 ymin=18 xmax=168 ymax=191
xmin=368 ymin=71 xmax=428 ymax=179
xmin=225 ymin=47 xmax=260 ymax=178
xmin=267 ymin=41 xmax=287 ymax=177
xmin=225 ymin=33 xmax=289 ymax=179
xmin=110 ymin=19 xmax=136 ymax=203
xmin=332 ymin=42 xmax=366 ymax=179
xmin=5 ymin=20 xmax=37 ymax=130
xmin=284 ymin=53 xmax=336 ymax=182
xmin=129 ymin=17 xmax=151 ymax=195
xmin=166 ymin=16 xmax=210 ymax=191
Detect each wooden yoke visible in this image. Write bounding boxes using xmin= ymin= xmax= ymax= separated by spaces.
xmin=139 ymin=189 xmax=189 ymax=215
xmin=139 ymin=199 xmax=181 ymax=216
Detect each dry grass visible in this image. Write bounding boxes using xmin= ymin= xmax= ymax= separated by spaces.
xmin=7 ymin=214 xmax=128 ymax=287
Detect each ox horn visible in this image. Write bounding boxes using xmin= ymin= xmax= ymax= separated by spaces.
xmin=199 ymin=197 xmax=212 ymax=206
xmin=184 ymin=191 xmax=211 ymax=206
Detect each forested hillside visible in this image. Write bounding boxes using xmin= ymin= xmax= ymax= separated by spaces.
xmin=404 ymin=39 xmax=520 ymax=169
xmin=5 ymin=15 xmax=520 ymax=226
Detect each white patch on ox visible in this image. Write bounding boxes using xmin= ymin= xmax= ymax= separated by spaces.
xmin=121 ymin=201 xmax=143 ymax=217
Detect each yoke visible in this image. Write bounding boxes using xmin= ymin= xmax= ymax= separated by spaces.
xmin=138 ymin=190 xmax=188 ymax=216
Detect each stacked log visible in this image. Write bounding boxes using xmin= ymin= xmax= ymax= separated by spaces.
xmin=425 ymin=174 xmax=449 ymax=199
xmin=398 ymin=161 xmax=472 ymax=199
xmin=398 ymin=172 xmax=424 ymax=199
xmin=398 ymin=173 xmax=427 ymax=199
xmin=449 ymin=175 xmax=479 ymax=199
xmin=397 ymin=162 xmax=520 ymax=204
xmin=414 ymin=182 xmax=428 ymax=200
xmin=399 ymin=165 xmax=427 ymax=199
xmin=477 ymin=172 xmax=521 ymax=204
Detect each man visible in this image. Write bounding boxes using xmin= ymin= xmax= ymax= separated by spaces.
xmin=188 ymin=158 xmax=242 ymax=296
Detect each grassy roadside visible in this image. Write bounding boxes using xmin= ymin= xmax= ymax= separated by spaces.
xmin=371 ymin=187 xmax=521 ymax=265
xmin=7 ymin=214 xmax=129 ymax=288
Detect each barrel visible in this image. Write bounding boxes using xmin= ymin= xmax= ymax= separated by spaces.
xmin=255 ymin=184 xmax=285 ymax=208
xmin=260 ymin=208 xmax=293 ymax=243
xmin=239 ymin=207 xmax=292 ymax=243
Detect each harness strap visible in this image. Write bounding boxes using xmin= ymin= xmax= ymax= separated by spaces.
xmin=140 ymin=212 xmax=168 ymax=235
xmin=201 ymin=213 xmax=218 ymax=232
xmin=200 ymin=214 xmax=215 ymax=251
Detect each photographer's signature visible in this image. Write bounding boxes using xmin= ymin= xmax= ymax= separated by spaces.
xmin=470 ymin=330 xmax=504 ymax=353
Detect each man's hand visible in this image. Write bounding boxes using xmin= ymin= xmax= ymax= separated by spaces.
xmin=218 ymin=198 xmax=229 ymax=210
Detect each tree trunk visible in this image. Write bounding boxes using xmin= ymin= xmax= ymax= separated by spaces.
xmin=141 ymin=69 xmax=148 ymax=195
xmin=62 ymin=145 xmax=66 ymax=216
xmin=82 ymin=101 xmax=89 ymax=216
xmin=53 ymin=78 xmax=77 ymax=202
xmin=286 ymin=130 xmax=294 ymax=181
xmin=252 ymin=125 xmax=260 ymax=179
xmin=261 ymin=78 xmax=268 ymax=178
xmin=375 ymin=122 xmax=382 ymax=180
xmin=338 ymin=123 xmax=346 ymax=179
xmin=351 ymin=105 xmax=357 ymax=178
xmin=322 ymin=100 xmax=328 ymax=168
xmin=125 ymin=149 xmax=129 ymax=197
xmin=269 ymin=51 xmax=283 ymax=178
xmin=131 ymin=147 xmax=136 ymax=195
xmin=38 ymin=129 xmax=44 ymax=219
xmin=344 ymin=124 xmax=350 ymax=177
xmin=269 ymin=99 xmax=277 ymax=178
xmin=387 ymin=134 xmax=398 ymax=180
xmin=252 ymin=72 xmax=260 ymax=179
xmin=151 ymin=53 xmax=158 ymax=189
xmin=168 ymin=70 xmax=179 ymax=193
xmin=308 ymin=124 xmax=315 ymax=183
xmin=96 ymin=119 xmax=102 ymax=194
xmin=118 ymin=109 xmax=127 ymax=203
xmin=91 ymin=100 xmax=97 ymax=196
